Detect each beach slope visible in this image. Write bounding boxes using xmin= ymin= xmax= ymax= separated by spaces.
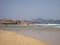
xmin=0 ymin=30 xmax=47 ymax=45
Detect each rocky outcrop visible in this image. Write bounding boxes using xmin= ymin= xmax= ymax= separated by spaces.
xmin=0 ymin=19 xmax=35 ymax=26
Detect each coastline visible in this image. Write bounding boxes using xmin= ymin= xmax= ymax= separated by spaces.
xmin=0 ymin=26 xmax=60 ymax=32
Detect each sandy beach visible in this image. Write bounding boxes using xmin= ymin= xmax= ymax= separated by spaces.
xmin=0 ymin=26 xmax=60 ymax=45
xmin=0 ymin=30 xmax=47 ymax=45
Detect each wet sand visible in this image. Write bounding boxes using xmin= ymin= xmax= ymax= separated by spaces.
xmin=0 ymin=30 xmax=47 ymax=45
xmin=0 ymin=26 xmax=60 ymax=32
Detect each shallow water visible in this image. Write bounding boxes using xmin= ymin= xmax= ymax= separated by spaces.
xmin=0 ymin=24 xmax=60 ymax=45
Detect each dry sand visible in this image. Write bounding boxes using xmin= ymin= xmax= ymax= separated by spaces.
xmin=0 ymin=30 xmax=47 ymax=45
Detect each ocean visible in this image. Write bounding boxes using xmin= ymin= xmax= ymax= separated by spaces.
xmin=0 ymin=24 xmax=60 ymax=45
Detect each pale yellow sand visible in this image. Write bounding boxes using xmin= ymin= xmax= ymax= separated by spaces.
xmin=0 ymin=30 xmax=47 ymax=45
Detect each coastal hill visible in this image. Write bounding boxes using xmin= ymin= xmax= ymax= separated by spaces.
xmin=30 ymin=18 xmax=60 ymax=24
xmin=0 ymin=18 xmax=60 ymax=25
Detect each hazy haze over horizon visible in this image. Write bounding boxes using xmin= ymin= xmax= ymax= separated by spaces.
xmin=0 ymin=0 xmax=60 ymax=20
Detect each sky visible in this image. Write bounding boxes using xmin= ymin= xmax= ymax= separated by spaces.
xmin=0 ymin=0 xmax=60 ymax=20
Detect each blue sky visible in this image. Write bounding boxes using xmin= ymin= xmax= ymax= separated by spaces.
xmin=0 ymin=0 xmax=60 ymax=20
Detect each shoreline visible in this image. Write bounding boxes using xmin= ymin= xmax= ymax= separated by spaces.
xmin=0 ymin=26 xmax=60 ymax=32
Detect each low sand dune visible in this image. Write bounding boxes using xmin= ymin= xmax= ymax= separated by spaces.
xmin=0 ymin=30 xmax=47 ymax=45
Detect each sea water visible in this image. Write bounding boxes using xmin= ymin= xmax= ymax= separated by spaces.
xmin=0 ymin=24 xmax=60 ymax=45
